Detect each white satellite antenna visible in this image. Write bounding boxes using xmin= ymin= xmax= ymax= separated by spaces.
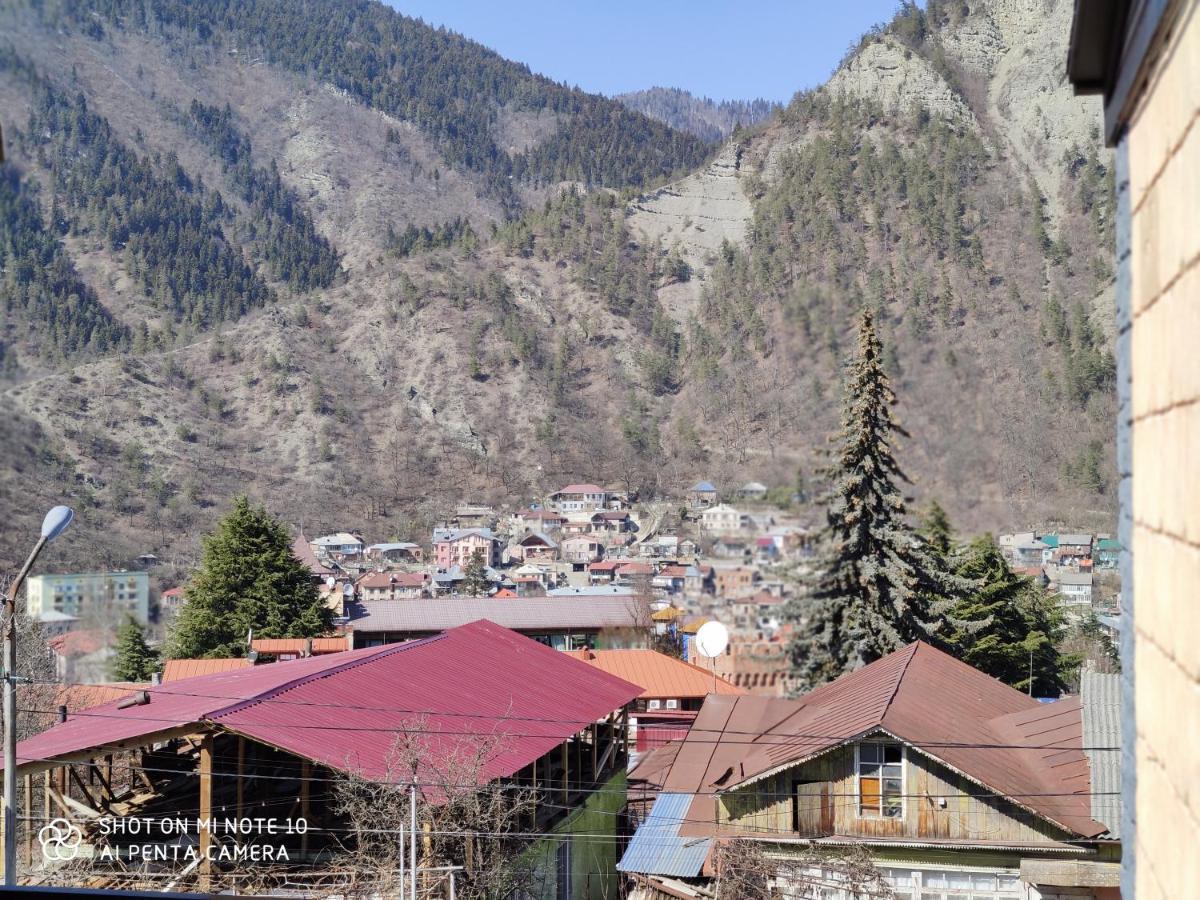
xmin=694 ymin=620 xmax=730 ymax=697
xmin=694 ymin=620 xmax=729 ymax=658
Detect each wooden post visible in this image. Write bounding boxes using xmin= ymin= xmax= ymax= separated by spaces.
xmin=299 ymin=760 xmax=311 ymax=858
xmin=620 ymin=707 xmax=630 ymax=763
xmin=235 ymin=737 xmax=245 ymax=822
xmin=23 ymin=775 xmax=33 ymax=866
xmin=198 ymin=735 xmax=213 ymax=891
xmin=531 ymin=758 xmax=538 ymax=830
xmin=591 ymin=723 xmax=598 ymax=782
xmin=561 ymin=742 xmax=569 ymax=805
xmin=41 ymin=773 xmax=50 ymax=844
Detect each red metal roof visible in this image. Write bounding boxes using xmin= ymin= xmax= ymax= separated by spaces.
xmin=661 ymin=642 xmax=1105 ymax=839
xmin=10 ymin=621 xmax=641 ymax=790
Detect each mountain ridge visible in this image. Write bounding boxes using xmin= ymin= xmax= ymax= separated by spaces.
xmin=0 ymin=0 xmax=1117 ymax=573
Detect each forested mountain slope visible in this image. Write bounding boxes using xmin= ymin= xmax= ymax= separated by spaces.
xmin=616 ymin=88 xmax=777 ymax=142
xmin=0 ymin=0 xmax=1115 ymax=573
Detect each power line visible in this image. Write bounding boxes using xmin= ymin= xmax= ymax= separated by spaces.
xmin=19 ymin=701 xmax=1121 ymax=753
xmin=11 ymin=751 xmax=1120 ymax=808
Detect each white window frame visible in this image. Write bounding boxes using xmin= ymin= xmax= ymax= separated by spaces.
xmin=855 ymin=739 xmax=905 ymax=820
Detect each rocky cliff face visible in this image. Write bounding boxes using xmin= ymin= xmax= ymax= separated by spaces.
xmin=0 ymin=0 xmax=1115 ymax=571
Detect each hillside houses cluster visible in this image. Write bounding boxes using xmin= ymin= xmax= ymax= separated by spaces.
xmin=998 ymin=530 xmax=1122 ymax=626
xmin=267 ymin=480 xmax=815 ymax=690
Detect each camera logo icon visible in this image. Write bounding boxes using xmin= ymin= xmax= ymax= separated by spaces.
xmin=38 ymin=818 xmax=82 ymax=862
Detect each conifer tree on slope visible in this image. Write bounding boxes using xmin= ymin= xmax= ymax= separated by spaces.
xmin=112 ymin=616 xmax=159 ymax=682
xmin=788 ymin=311 xmax=970 ymax=690
xmin=168 ymin=496 xmax=332 ymax=659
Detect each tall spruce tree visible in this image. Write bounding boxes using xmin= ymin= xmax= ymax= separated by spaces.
xmin=948 ymin=535 xmax=1071 ymax=696
xmin=112 ymin=616 xmax=159 ymax=682
xmin=168 ymin=497 xmax=332 ymax=658
xmin=787 ymin=311 xmax=969 ymax=690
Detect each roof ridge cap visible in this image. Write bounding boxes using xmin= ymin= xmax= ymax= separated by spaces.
xmin=210 ymin=634 xmax=446 ymax=720
xmin=879 ymin=641 xmax=921 ymax=723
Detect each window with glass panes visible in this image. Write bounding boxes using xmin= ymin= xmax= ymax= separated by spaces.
xmin=856 ymin=741 xmax=903 ymax=818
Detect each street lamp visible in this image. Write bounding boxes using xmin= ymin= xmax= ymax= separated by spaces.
xmin=4 ymin=505 xmax=74 ymax=884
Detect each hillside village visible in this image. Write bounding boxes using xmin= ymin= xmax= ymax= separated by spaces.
xmin=33 ymin=480 xmax=1121 ymax=695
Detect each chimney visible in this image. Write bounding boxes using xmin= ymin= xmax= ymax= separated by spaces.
xmin=57 ymin=704 xmax=68 ymax=723
xmin=303 ymin=637 xmax=314 ymax=658
xmin=151 ymin=672 xmax=162 ymax=686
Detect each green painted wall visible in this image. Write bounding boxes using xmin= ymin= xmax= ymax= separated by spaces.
xmin=523 ymin=771 xmax=627 ymax=900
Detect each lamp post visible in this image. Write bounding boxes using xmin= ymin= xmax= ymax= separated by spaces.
xmin=4 ymin=505 xmax=74 ymax=884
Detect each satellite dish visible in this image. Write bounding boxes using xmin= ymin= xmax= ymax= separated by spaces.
xmin=694 ymin=621 xmax=729 ymax=658
xmin=342 ymin=583 xmax=355 ymax=597
xmin=326 ymin=576 xmax=337 ymax=588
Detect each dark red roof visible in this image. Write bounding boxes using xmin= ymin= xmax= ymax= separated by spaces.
xmin=10 ymin=621 xmax=640 ymax=791
xmin=661 ymin=642 xmax=1104 ymax=838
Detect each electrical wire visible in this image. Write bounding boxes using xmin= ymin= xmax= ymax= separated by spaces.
xmin=19 ymin=698 xmax=1122 ymax=753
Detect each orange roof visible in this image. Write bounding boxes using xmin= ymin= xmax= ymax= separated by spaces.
xmin=162 ymin=658 xmax=252 ymax=682
xmin=49 ymin=630 xmax=108 ymax=657
xmin=564 ymin=648 xmax=743 ymax=700
xmin=250 ymin=637 xmax=349 ymax=655
xmin=493 ymin=588 xmax=518 ymax=598
xmin=651 ymin=607 xmax=682 ymax=621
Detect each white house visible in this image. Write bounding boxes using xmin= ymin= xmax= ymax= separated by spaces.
xmin=699 ymin=504 xmax=749 ymax=535
xmin=311 ymin=532 xmax=365 ymax=556
xmin=547 ymin=484 xmax=610 ymax=513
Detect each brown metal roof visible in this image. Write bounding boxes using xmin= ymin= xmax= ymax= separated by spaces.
xmin=660 ymin=642 xmax=1106 ymax=839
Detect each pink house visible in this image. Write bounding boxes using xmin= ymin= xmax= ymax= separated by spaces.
xmin=432 ymin=528 xmax=499 ymax=569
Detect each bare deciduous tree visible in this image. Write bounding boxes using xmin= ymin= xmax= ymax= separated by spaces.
xmin=714 ymin=840 xmax=895 ymax=900
xmin=332 ymin=716 xmax=539 ymax=900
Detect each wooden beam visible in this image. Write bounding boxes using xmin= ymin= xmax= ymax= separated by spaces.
xmin=198 ymin=735 xmax=213 ymax=891
xmin=23 ymin=774 xmax=33 ymax=866
xmin=235 ymin=737 xmax=245 ymax=822
xmin=68 ymin=767 xmax=103 ymax=812
xmin=10 ymin=725 xmax=205 ymax=778
xmin=591 ymin=722 xmax=598 ymax=781
xmin=561 ymin=742 xmax=569 ymax=805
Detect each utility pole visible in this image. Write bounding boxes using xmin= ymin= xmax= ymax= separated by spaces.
xmin=4 ymin=507 xmax=74 ymax=885
xmin=409 ymin=779 xmax=417 ymax=900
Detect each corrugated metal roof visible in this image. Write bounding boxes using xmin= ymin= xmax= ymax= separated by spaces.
xmin=563 ymin=649 xmax=743 ymax=700
xmin=349 ymin=595 xmax=640 ymax=632
xmin=660 ymin=642 xmax=1106 ymax=839
xmin=1081 ymin=669 xmax=1122 ymax=838
xmin=617 ymin=793 xmax=711 ymax=876
xmin=249 ymin=638 xmax=349 ymax=655
xmin=162 ymin=658 xmax=252 ymax=681
xmin=9 ymin=621 xmax=642 ymax=788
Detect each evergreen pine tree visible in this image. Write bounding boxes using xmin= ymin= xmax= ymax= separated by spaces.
xmin=948 ymin=535 xmax=1071 ymax=696
xmin=112 ymin=616 xmax=159 ymax=682
xmin=787 ymin=311 xmax=970 ymax=690
xmin=461 ymin=549 xmax=491 ymax=596
xmin=168 ymin=496 xmax=332 ymax=658
xmin=919 ymin=500 xmax=954 ymax=558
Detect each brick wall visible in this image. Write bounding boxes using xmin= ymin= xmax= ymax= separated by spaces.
xmin=1126 ymin=5 xmax=1200 ymax=898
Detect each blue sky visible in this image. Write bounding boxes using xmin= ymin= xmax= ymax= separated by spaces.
xmin=387 ymin=1 xmax=905 ymax=103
